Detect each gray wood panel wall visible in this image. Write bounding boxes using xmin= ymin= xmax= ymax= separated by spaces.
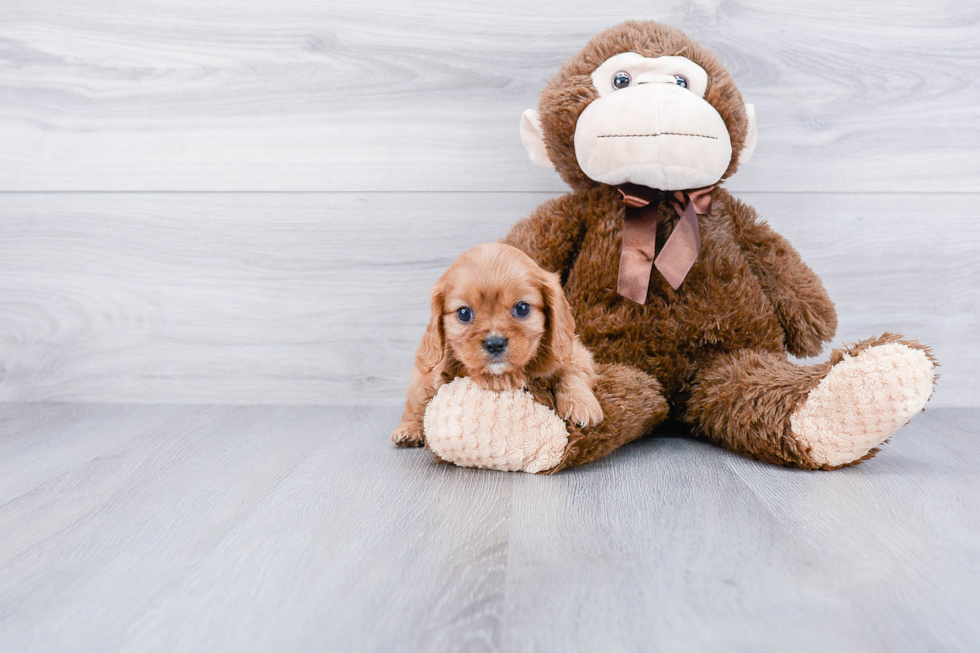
xmin=1 ymin=1 xmax=977 ymax=406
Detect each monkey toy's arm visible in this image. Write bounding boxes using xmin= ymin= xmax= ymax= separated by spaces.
xmin=727 ymin=195 xmax=838 ymax=358
xmin=502 ymin=194 xmax=586 ymax=279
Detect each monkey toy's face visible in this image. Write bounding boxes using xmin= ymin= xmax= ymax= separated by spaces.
xmin=574 ymin=53 xmax=735 ymax=190
xmin=520 ymin=22 xmax=757 ymax=192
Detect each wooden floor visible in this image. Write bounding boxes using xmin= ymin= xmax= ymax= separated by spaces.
xmin=1 ymin=404 xmax=977 ymax=652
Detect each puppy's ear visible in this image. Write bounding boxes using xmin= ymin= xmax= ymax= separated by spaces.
xmin=539 ymin=268 xmax=576 ymax=366
xmin=415 ymin=277 xmax=448 ymax=373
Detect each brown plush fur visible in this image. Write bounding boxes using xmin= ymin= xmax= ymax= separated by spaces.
xmin=502 ymin=20 xmax=929 ymax=471
xmin=688 ymin=332 xmax=937 ymax=469
xmin=537 ymin=21 xmax=751 ymax=192
xmin=545 ymin=364 xmax=668 ymax=474
xmin=392 ymin=243 xmax=602 ymax=447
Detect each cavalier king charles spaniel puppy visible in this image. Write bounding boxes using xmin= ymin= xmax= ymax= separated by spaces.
xmin=392 ymin=243 xmax=603 ymax=447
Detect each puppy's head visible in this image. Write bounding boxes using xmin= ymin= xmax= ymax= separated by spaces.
xmin=417 ymin=243 xmax=576 ymax=389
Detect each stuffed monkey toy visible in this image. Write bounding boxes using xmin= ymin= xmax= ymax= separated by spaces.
xmin=402 ymin=20 xmax=936 ymax=473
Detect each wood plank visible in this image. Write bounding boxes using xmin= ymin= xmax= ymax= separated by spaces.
xmin=501 ymin=407 xmax=980 ymax=652
xmin=1 ymin=1 xmax=978 ymax=191
xmin=0 ymin=191 xmax=975 ymax=406
xmin=0 ymin=403 xmax=176 ymax=503
xmin=0 ymin=404 xmax=977 ymax=651
xmin=0 ymin=404 xmax=511 ymax=652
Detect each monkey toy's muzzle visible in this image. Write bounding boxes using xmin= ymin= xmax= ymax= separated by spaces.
xmin=573 ymin=82 xmax=733 ymax=191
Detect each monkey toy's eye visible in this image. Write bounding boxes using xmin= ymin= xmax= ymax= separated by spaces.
xmin=612 ymin=71 xmax=631 ymax=90
xmin=513 ymin=302 xmax=531 ymax=318
xmin=456 ymin=307 xmax=473 ymax=323
xmin=674 ymin=75 xmax=689 ymax=89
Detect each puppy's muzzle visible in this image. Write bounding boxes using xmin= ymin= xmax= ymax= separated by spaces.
xmin=483 ymin=336 xmax=508 ymax=358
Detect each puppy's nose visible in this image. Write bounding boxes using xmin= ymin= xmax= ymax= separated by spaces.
xmin=483 ymin=336 xmax=508 ymax=356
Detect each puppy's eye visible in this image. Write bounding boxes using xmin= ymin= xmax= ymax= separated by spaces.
xmin=456 ymin=307 xmax=473 ymax=323
xmin=674 ymin=75 xmax=688 ymax=89
xmin=612 ymin=71 xmax=631 ymax=90
xmin=512 ymin=302 xmax=531 ymax=318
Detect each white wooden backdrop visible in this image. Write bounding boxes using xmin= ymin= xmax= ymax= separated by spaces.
xmin=0 ymin=0 xmax=977 ymax=406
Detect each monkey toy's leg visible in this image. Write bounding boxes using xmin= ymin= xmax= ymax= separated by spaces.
xmin=685 ymin=333 xmax=937 ymax=470
xmin=546 ymin=364 xmax=669 ymax=473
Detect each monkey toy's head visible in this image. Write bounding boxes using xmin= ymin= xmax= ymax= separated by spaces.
xmin=520 ymin=20 xmax=757 ymax=192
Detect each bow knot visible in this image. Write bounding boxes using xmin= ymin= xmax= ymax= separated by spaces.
xmin=616 ymin=183 xmax=714 ymax=303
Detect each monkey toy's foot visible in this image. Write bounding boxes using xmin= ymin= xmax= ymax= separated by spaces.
xmin=423 ymin=377 xmax=569 ymax=473
xmin=790 ymin=335 xmax=937 ymax=468
xmin=422 ymin=365 xmax=668 ymax=474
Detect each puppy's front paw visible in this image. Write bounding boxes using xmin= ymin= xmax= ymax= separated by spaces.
xmin=557 ymin=389 xmax=604 ymax=428
xmin=391 ymin=421 xmax=425 ymax=447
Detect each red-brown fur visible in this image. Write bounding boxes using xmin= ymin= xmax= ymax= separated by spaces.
xmin=391 ymin=243 xmax=602 ymax=447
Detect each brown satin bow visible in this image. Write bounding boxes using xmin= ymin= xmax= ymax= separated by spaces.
xmin=616 ymin=183 xmax=714 ymax=303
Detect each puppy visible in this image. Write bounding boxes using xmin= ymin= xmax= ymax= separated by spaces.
xmin=392 ymin=242 xmax=603 ymax=447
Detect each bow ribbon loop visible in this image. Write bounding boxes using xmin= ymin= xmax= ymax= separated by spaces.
xmin=616 ymin=183 xmax=714 ymax=304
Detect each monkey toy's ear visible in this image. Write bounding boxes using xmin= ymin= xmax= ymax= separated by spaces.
xmin=739 ymin=103 xmax=758 ymax=167
xmin=520 ymin=109 xmax=555 ymax=169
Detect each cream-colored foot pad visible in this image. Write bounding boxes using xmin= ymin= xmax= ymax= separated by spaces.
xmin=791 ymin=343 xmax=936 ymax=467
xmin=423 ymin=377 xmax=568 ymax=473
